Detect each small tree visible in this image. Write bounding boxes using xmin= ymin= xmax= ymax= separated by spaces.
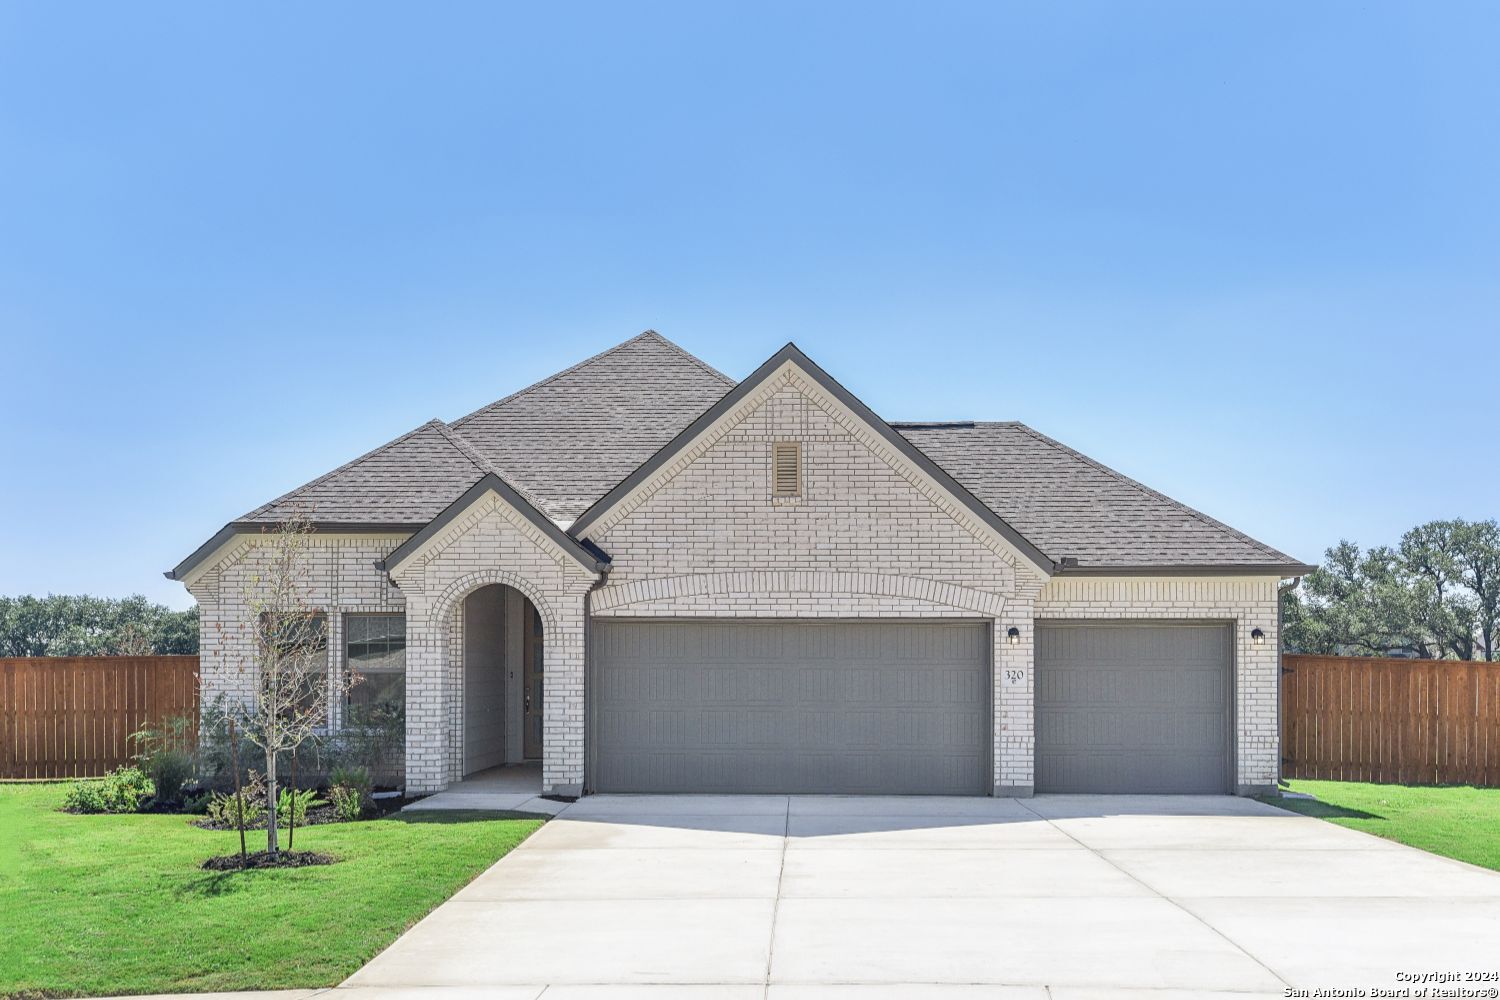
xmin=227 ymin=515 xmax=347 ymax=855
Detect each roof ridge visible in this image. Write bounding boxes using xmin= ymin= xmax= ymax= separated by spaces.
xmin=891 ymin=420 xmax=1022 ymax=428
xmin=1010 ymin=422 xmax=1298 ymax=564
xmin=239 ymin=418 xmax=449 ymax=521
xmin=641 ymin=330 xmax=738 ymax=387
xmin=433 ymin=420 xmax=552 ymax=515
xmin=451 ymin=330 xmax=734 ymax=430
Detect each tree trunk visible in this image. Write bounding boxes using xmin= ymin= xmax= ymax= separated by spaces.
xmin=229 ymin=718 xmax=247 ymax=862
xmin=287 ymin=751 xmax=297 ymax=852
xmin=265 ymin=751 xmax=279 ymax=855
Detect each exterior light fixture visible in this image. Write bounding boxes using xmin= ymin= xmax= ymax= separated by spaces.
xmin=1007 ymin=626 xmax=1021 ymax=644
xmin=1251 ymin=628 xmax=1265 ymax=644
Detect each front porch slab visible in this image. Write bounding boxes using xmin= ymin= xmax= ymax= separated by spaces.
xmin=403 ymin=763 xmax=565 ymax=814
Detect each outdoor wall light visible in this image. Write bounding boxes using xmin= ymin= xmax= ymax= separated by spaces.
xmin=1007 ymin=626 xmax=1021 ymax=644
xmin=1251 ymin=627 xmax=1265 ymax=644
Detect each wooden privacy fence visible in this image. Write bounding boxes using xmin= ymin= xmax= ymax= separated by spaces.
xmin=0 ymin=656 xmax=199 ymax=779
xmin=1282 ymin=653 xmax=1500 ymax=786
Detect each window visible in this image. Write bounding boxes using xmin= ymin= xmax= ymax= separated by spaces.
xmin=257 ymin=611 xmax=328 ymax=718
xmin=345 ymin=613 xmax=406 ymax=724
xmin=772 ymin=441 xmax=802 ymax=497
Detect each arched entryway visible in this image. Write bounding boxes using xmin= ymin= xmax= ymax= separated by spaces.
xmin=460 ymin=584 xmax=544 ymax=777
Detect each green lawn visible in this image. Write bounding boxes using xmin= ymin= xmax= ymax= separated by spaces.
xmin=0 ymin=782 xmax=543 ymax=998
xmin=1265 ymin=779 xmax=1500 ymax=872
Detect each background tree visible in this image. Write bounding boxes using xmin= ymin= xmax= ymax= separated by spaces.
xmin=0 ymin=594 xmax=197 ymax=656
xmin=1284 ymin=519 xmax=1500 ymax=660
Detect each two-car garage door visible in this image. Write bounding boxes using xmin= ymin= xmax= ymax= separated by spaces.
xmin=589 ymin=618 xmax=1234 ymax=795
xmin=591 ymin=619 xmax=989 ymax=794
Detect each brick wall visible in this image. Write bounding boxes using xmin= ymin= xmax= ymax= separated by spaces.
xmin=189 ymin=533 xmax=409 ymax=705
xmin=187 ymin=532 xmax=409 ymax=768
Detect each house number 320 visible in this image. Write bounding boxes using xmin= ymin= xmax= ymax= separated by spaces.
xmin=1002 ymin=668 xmax=1025 ymax=686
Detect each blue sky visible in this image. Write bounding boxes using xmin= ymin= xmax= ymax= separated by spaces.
xmin=1 ymin=3 xmax=1495 ymax=611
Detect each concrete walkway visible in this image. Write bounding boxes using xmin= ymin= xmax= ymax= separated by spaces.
xmin=335 ymin=792 xmax=1500 ymax=998
xmin=401 ymin=762 xmax=566 ymax=815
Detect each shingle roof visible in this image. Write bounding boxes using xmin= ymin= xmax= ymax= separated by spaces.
xmin=187 ymin=332 xmax=1307 ymax=579
xmin=239 ymin=419 xmax=490 ymax=525
xmin=450 ymin=331 xmax=736 ymax=521
xmin=893 ymin=421 xmax=1307 ymax=572
xmin=238 ymin=331 xmax=733 ymax=527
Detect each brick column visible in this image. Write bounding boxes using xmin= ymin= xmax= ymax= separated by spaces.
xmin=402 ymin=590 xmax=449 ymax=794
xmin=994 ymin=586 xmax=1040 ymax=796
xmin=542 ymin=589 xmax=588 ymax=796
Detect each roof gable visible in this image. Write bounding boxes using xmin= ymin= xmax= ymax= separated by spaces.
xmin=378 ymin=473 xmax=609 ymax=578
xmin=566 ymin=343 xmax=1057 ymax=577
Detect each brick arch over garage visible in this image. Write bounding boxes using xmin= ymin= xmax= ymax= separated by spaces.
xmin=591 ymin=571 xmax=1008 ymax=618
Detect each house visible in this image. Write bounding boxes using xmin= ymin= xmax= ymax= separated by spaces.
xmin=168 ymin=332 xmax=1312 ymax=798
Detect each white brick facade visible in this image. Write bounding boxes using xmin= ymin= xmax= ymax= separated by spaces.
xmin=190 ymin=363 xmax=1284 ymax=798
xmin=386 ymin=492 xmax=598 ymax=794
xmin=187 ymin=533 xmax=409 ymax=721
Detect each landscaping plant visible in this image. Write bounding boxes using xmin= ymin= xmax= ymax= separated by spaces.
xmin=277 ymin=787 xmax=316 ymax=833
xmin=129 ymin=715 xmax=197 ymax=804
xmin=205 ymin=771 xmax=267 ymax=829
xmin=61 ymin=766 xmax=154 ymax=814
xmin=328 ymin=784 xmax=365 ymax=822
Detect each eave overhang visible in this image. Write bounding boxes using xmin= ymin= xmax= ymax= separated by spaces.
xmin=165 ymin=521 xmax=423 ymax=583
xmin=1050 ymin=561 xmax=1317 ymax=578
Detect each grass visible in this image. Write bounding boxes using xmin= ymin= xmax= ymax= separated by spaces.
xmin=0 ymin=782 xmax=544 ymax=998
xmin=1264 ymin=779 xmax=1500 ymax=872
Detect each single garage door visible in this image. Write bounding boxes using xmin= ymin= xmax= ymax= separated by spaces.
xmin=1035 ymin=623 xmax=1232 ymax=794
xmin=591 ymin=619 xmax=989 ymax=794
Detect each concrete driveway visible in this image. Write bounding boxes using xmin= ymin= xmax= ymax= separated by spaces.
xmin=340 ymin=793 xmax=1500 ymax=999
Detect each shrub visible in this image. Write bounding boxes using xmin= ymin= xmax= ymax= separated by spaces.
xmin=147 ymin=749 xmax=195 ymax=804
xmin=204 ymin=771 xmax=267 ymax=828
xmin=328 ymin=784 xmax=365 ymax=822
xmin=330 ymin=764 xmax=372 ymax=799
xmin=277 ymin=786 xmax=317 ymax=827
xmin=328 ymin=764 xmax=373 ymax=821
xmin=62 ymin=766 xmax=154 ymax=814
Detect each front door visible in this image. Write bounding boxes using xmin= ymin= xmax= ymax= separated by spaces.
xmin=523 ymin=605 xmax=544 ymax=760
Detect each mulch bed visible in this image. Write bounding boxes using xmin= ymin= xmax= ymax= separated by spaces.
xmin=190 ymin=796 xmax=406 ymax=831
xmin=192 ymin=802 xmax=343 ymax=831
xmin=201 ymin=849 xmax=339 ymax=870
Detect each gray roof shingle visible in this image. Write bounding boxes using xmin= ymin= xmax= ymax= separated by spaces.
xmin=894 ymin=421 xmax=1306 ymax=571
xmin=240 ymin=419 xmax=490 ymax=525
xmin=449 ymin=331 xmax=736 ymax=521
xmin=220 ymin=333 xmax=1306 ymax=575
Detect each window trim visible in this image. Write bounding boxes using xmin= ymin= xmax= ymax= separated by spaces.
xmin=341 ymin=611 xmax=407 ymax=726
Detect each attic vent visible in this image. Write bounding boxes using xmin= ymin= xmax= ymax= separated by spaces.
xmin=772 ymin=441 xmax=802 ymax=497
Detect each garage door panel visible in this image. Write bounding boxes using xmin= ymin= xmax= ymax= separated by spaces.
xmin=593 ymin=620 xmax=989 ymax=795
xmin=1036 ymin=624 xmax=1231 ymax=794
